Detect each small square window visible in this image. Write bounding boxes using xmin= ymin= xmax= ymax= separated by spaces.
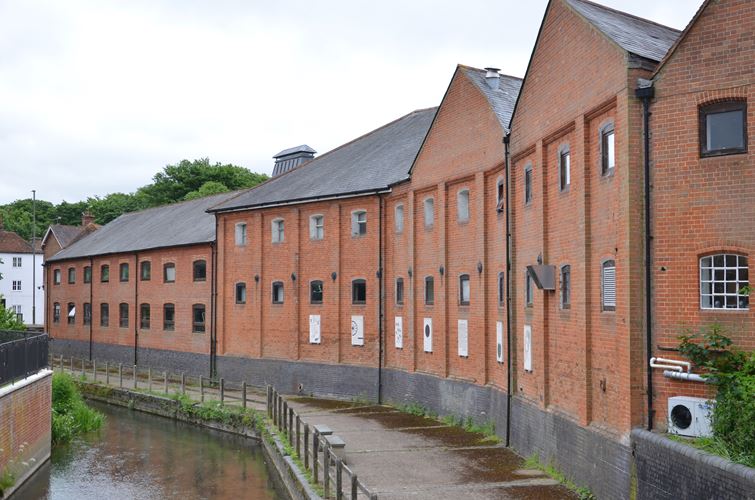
xmin=272 ymin=281 xmax=284 ymax=304
xmin=700 ymin=101 xmax=747 ymax=157
xmin=352 ymin=279 xmax=366 ymax=304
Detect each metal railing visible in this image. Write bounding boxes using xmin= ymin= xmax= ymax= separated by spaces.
xmin=268 ymin=386 xmax=378 ymax=500
xmin=0 ymin=331 xmax=49 ymax=386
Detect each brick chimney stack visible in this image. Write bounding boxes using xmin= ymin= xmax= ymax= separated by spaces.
xmin=81 ymin=212 xmax=95 ymax=226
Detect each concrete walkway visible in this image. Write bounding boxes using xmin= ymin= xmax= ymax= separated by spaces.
xmin=55 ymin=357 xmax=574 ymax=499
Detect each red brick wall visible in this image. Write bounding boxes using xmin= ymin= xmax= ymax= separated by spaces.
xmin=650 ymin=0 xmax=755 ymax=428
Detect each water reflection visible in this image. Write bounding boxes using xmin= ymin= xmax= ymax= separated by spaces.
xmin=18 ymin=401 xmax=281 ymax=500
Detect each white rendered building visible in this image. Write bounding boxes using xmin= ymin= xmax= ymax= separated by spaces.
xmin=0 ymin=228 xmax=44 ymax=326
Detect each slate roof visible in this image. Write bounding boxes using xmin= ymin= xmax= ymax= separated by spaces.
xmin=0 ymin=230 xmax=33 ymax=254
xmin=274 ymin=145 xmax=316 ymax=158
xmin=461 ymin=66 xmax=523 ymax=131
xmin=210 ymin=108 xmax=437 ymax=212
xmin=565 ymin=0 xmax=681 ymax=62
xmin=47 ymin=191 xmax=238 ymax=262
xmin=47 ymin=224 xmax=85 ymax=249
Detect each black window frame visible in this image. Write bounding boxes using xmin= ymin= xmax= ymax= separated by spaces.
xmin=272 ymin=281 xmax=284 ymax=304
xmin=83 ymin=266 xmax=92 ymax=284
xmin=140 ymin=303 xmax=150 ymax=330
xmin=140 ymin=261 xmax=151 ymax=281
xmin=561 ymin=265 xmax=571 ymax=309
xmin=496 ymin=178 xmax=505 ymax=213
xmin=67 ymin=302 xmax=75 ymax=325
xmin=498 ymin=272 xmax=505 ymax=306
xmin=192 ymin=304 xmax=206 ymax=333
xmin=119 ymin=303 xmax=129 ymax=328
xmin=424 ymin=276 xmax=434 ymax=306
xmin=699 ymin=100 xmax=747 ymax=157
xmin=524 ymin=165 xmax=533 ymax=205
xmin=235 ymin=282 xmax=247 ymax=304
xmin=53 ymin=302 xmax=61 ymax=323
xmin=83 ymin=302 xmax=92 ymax=325
xmin=68 ymin=267 xmax=76 ymax=284
xmin=395 ymin=277 xmax=404 ymax=305
xmin=53 ymin=268 xmax=61 ymax=285
xmin=310 ymin=280 xmax=323 ymax=304
xmin=352 ymin=279 xmax=367 ymax=305
xmin=100 ymin=265 xmax=109 ymax=283
xmin=163 ymin=303 xmax=175 ymax=331
xmin=558 ymin=146 xmax=570 ymax=192
xmin=119 ymin=262 xmax=129 ymax=282
xmin=459 ymin=274 xmax=470 ymax=306
xmin=100 ymin=303 xmax=109 ymax=327
xmin=193 ymin=260 xmax=207 ymax=282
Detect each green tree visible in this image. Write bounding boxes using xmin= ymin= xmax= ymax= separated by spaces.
xmin=0 ymin=294 xmax=25 ymax=331
xmin=54 ymin=200 xmax=90 ymax=226
xmin=0 ymin=198 xmax=55 ymax=241
xmin=86 ymin=192 xmax=148 ymax=225
xmin=183 ymin=181 xmax=230 ymax=201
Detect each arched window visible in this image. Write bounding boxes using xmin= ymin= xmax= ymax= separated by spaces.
xmin=700 ymin=254 xmax=749 ymax=310
xmin=119 ymin=263 xmax=129 ymax=282
xmin=68 ymin=267 xmax=76 ymax=284
xmin=100 ymin=265 xmax=109 ymax=283
xmin=53 ymin=302 xmax=61 ymax=323
xmin=140 ymin=261 xmax=151 ymax=281
xmin=163 ymin=304 xmax=175 ymax=330
xmin=459 ymin=274 xmax=470 ymax=305
xmin=192 ymin=304 xmax=206 ymax=333
xmin=119 ymin=303 xmax=129 ymax=327
xmin=601 ymin=260 xmax=616 ymax=311
xmin=67 ymin=303 xmax=76 ymax=324
xmin=100 ymin=303 xmax=109 ymax=327
xmin=193 ymin=260 xmax=207 ymax=282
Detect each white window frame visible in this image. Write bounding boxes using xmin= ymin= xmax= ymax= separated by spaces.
xmin=235 ymin=222 xmax=247 ymax=246
xmin=12 ymin=280 xmax=21 ymax=291
xmin=601 ymin=260 xmax=616 ymax=311
xmin=12 ymin=257 xmax=22 ymax=268
xmin=272 ymin=218 xmax=285 ymax=243
xmin=457 ymin=188 xmax=470 ymax=223
xmin=459 ymin=274 xmax=470 ymax=305
xmin=310 ymin=214 xmax=324 ymax=240
xmin=559 ymin=145 xmax=570 ymax=191
xmin=700 ymin=254 xmax=749 ymax=310
xmin=600 ymin=122 xmax=615 ymax=176
xmin=351 ymin=210 xmax=367 ymax=237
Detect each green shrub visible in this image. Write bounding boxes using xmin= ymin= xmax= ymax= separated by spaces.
xmin=52 ymin=372 xmax=104 ymax=445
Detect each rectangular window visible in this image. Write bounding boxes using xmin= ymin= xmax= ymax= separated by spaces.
xmin=700 ymin=101 xmax=747 ymax=157
xmin=140 ymin=303 xmax=150 ymax=329
xmin=67 ymin=303 xmax=76 ymax=325
xmin=424 ymin=276 xmax=434 ymax=305
xmin=12 ymin=280 xmax=21 ymax=291
xmin=163 ymin=304 xmax=175 ymax=331
xmin=561 ymin=265 xmax=571 ymax=309
xmin=601 ymin=125 xmax=615 ymax=175
xmin=193 ymin=260 xmax=207 ymax=281
xmin=119 ymin=263 xmax=129 ymax=282
xmin=100 ymin=265 xmax=109 ymax=283
xmin=352 ymin=279 xmax=366 ymax=304
xmin=352 ymin=211 xmax=367 ymax=236
xmin=395 ymin=204 xmax=404 ymax=233
xmin=424 ymin=198 xmax=434 ymax=228
xmin=53 ymin=303 xmax=61 ymax=323
xmin=524 ymin=166 xmax=533 ymax=204
xmin=700 ymin=254 xmax=749 ymax=310
xmin=84 ymin=266 xmax=92 ymax=283
xmin=12 ymin=257 xmax=21 ymax=267
xmin=272 ymin=281 xmax=284 ymax=304
xmin=83 ymin=303 xmax=92 ymax=325
xmin=559 ymin=149 xmax=570 ymax=191
xmin=459 ymin=274 xmax=470 ymax=305
xmin=496 ymin=180 xmax=505 ymax=213
xmin=164 ymin=263 xmax=176 ymax=283
xmin=119 ymin=303 xmax=129 ymax=327
xmin=236 ymin=283 xmax=247 ymax=304
xmin=498 ymin=272 xmax=505 ymax=306
xmin=140 ymin=261 xmax=151 ymax=281
xmin=395 ymin=277 xmax=404 ymax=305
xmin=100 ymin=303 xmax=109 ymax=327
xmin=525 ymin=271 xmax=533 ymax=306
xmin=68 ymin=267 xmax=76 ymax=284
xmin=235 ymin=223 xmax=247 ymax=246
xmin=602 ymin=260 xmax=616 ymax=311
xmin=310 ymin=281 xmax=323 ymax=304
xmin=54 ymin=269 xmax=61 ymax=285
xmin=192 ymin=304 xmax=206 ymax=333
xmin=457 ymin=189 xmax=470 ymax=223
xmin=272 ymin=219 xmax=285 ymax=243
xmin=310 ymin=215 xmax=324 ymax=240
xmin=11 ymin=305 xmax=22 ymax=322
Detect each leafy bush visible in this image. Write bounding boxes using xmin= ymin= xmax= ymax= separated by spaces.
xmin=52 ymin=372 xmax=104 ymax=445
xmin=0 ymin=294 xmax=25 ymax=331
xmin=677 ymin=324 xmax=755 ymax=466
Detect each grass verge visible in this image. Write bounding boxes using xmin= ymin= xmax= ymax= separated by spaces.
xmin=666 ymin=434 xmax=755 ymax=468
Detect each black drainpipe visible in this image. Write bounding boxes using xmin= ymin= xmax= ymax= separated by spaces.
xmin=377 ymin=196 xmax=384 ymax=404
xmin=210 ymin=216 xmax=219 ymax=379
xmin=636 ymin=81 xmax=655 ymax=430
xmin=134 ymin=252 xmax=139 ymax=366
xmin=88 ymin=256 xmax=93 ymax=361
xmin=503 ymin=132 xmax=513 ymax=447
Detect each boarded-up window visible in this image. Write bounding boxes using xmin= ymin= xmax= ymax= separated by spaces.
xmin=602 ymin=260 xmax=616 ymax=311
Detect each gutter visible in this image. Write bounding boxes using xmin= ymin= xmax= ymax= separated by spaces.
xmin=503 ymin=132 xmax=513 ymax=447
xmin=635 ymin=79 xmax=655 ymax=431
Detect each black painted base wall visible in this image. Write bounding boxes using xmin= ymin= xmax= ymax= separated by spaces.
xmin=50 ymin=339 xmax=754 ymax=500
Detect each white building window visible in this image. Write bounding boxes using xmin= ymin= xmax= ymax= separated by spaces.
xmin=602 ymin=260 xmax=616 ymax=311
xmin=700 ymin=254 xmax=749 ymax=310
xmin=601 ymin=123 xmax=615 ymax=175
xmin=12 ymin=257 xmax=22 ymax=268
xmin=424 ymin=197 xmax=434 ymax=228
xmin=11 ymin=305 xmax=22 ymax=322
xmin=457 ymin=189 xmax=470 ymax=223
xmin=235 ymin=223 xmax=247 ymax=246
xmin=272 ymin=218 xmax=285 ymax=243
xmin=310 ymin=215 xmax=324 ymax=240
xmin=12 ymin=280 xmax=21 ymax=291
xmin=395 ymin=204 xmax=404 ymax=233
xmin=352 ymin=210 xmax=367 ymax=236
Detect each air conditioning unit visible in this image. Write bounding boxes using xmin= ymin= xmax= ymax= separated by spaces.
xmin=667 ymin=396 xmax=715 ymax=438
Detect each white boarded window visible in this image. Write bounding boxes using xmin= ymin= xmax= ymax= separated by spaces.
xmin=394 ymin=316 xmax=403 ymax=349
xmin=395 ymin=204 xmax=404 ymax=233
xmin=272 ymin=218 xmax=285 ymax=243
xmin=424 ymin=197 xmax=434 ymax=228
xmin=602 ymin=260 xmax=616 ymax=311
xmin=523 ymin=325 xmax=532 ymax=372
xmin=457 ymin=319 xmax=468 ymax=357
xmin=309 ymin=314 xmax=321 ymax=344
xmin=700 ymin=254 xmax=749 ymax=310
xmin=423 ymin=318 xmax=433 ymax=352
xmin=459 ymin=274 xmax=470 ymax=305
xmin=310 ymin=215 xmax=324 ymax=240
xmin=496 ymin=321 xmax=504 ymax=363
xmin=457 ymin=189 xmax=470 ymax=223
xmin=351 ymin=315 xmax=364 ymax=346
xmin=351 ymin=210 xmax=367 ymax=236
xmin=235 ymin=223 xmax=247 ymax=246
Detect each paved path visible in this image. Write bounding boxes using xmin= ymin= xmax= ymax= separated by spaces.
xmin=55 ymin=356 xmax=574 ymax=499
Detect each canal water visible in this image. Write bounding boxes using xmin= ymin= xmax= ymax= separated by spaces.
xmin=16 ymin=401 xmax=282 ymax=499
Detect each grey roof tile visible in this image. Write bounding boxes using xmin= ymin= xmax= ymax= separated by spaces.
xmin=274 ymin=145 xmax=317 ymax=158
xmin=565 ymin=0 xmax=681 ymax=62
xmin=49 ymin=224 xmax=85 ymax=248
xmin=462 ymin=67 xmax=523 ymax=130
xmin=211 ymin=108 xmax=437 ymax=212
xmin=47 ymin=191 xmax=238 ymax=262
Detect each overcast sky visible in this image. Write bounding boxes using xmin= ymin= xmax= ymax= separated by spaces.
xmin=0 ymin=0 xmax=701 ymax=205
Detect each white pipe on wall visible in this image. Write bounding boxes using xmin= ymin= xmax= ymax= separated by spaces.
xmin=650 ymin=357 xmax=691 ymax=373
xmin=663 ymin=370 xmax=710 ymax=383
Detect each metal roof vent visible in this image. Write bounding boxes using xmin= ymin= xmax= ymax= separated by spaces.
xmin=272 ymin=145 xmax=316 ymax=177
xmin=484 ymin=67 xmax=501 ymax=89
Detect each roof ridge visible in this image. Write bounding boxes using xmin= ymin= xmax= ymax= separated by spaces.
xmin=113 ymin=189 xmax=241 ymax=221
xmin=567 ymin=0 xmax=681 ymax=34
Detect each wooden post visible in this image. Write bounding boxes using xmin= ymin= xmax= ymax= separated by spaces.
xmin=59 ymin=355 xmax=63 ymax=372
xmin=304 ymin=424 xmax=310 ymax=470
xmin=351 ymin=473 xmax=358 ymax=500
xmin=80 ymin=358 xmax=85 ymax=378
xmin=283 ymin=401 xmax=288 ymax=433
xmin=181 ymin=372 xmax=186 ymax=395
xmin=289 ymin=408 xmax=294 ymax=446
xmin=106 ymin=361 xmax=109 ymax=385
xmin=148 ymin=367 xmax=152 ymax=391
xmin=266 ymin=386 xmax=272 ymax=417
xmin=200 ymin=375 xmax=204 ymax=402
xmin=242 ymin=382 xmax=247 ymax=409
xmin=119 ymin=363 xmax=123 ymax=388
xmin=93 ymin=360 xmax=97 ymax=382
xmin=313 ymin=432 xmax=319 ymax=482
xmin=164 ymin=371 xmax=168 ymax=394
xmin=220 ymin=378 xmax=225 ymax=405
xmin=336 ymin=457 xmax=343 ymax=500
xmin=133 ymin=365 xmax=138 ymax=389
xmin=296 ymin=415 xmax=301 ymax=457
xmin=324 ymin=447 xmax=330 ymax=495
xmin=70 ymin=356 xmax=74 ymax=372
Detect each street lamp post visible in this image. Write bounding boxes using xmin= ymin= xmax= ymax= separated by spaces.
xmin=32 ymin=189 xmax=36 ymax=325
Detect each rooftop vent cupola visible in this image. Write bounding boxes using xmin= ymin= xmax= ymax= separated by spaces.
xmin=272 ymin=145 xmax=316 ymax=177
xmin=484 ymin=67 xmax=501 ymax=89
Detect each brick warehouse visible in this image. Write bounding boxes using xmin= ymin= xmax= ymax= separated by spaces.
xmin=44 ymin=0 xmax=754 ymax=497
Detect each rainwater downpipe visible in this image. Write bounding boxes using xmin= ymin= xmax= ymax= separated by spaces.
xmin=636 ymin=80 xmax=655 ymax=431
xmin=211 ymin=215 xmax=219 ymax=379
xmin=134 ymin=252 xmax=139 ymax=366
xmin=89 ymin=256 xmax=93 ymax=361
xmin=503 ymin=132 xmax=513 ymax=447
xmin=377 ymin=196 xmax=385 ymax=404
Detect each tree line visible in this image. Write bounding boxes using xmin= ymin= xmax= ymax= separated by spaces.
xmin=0 ymin=158 xmax=268 ymax=241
